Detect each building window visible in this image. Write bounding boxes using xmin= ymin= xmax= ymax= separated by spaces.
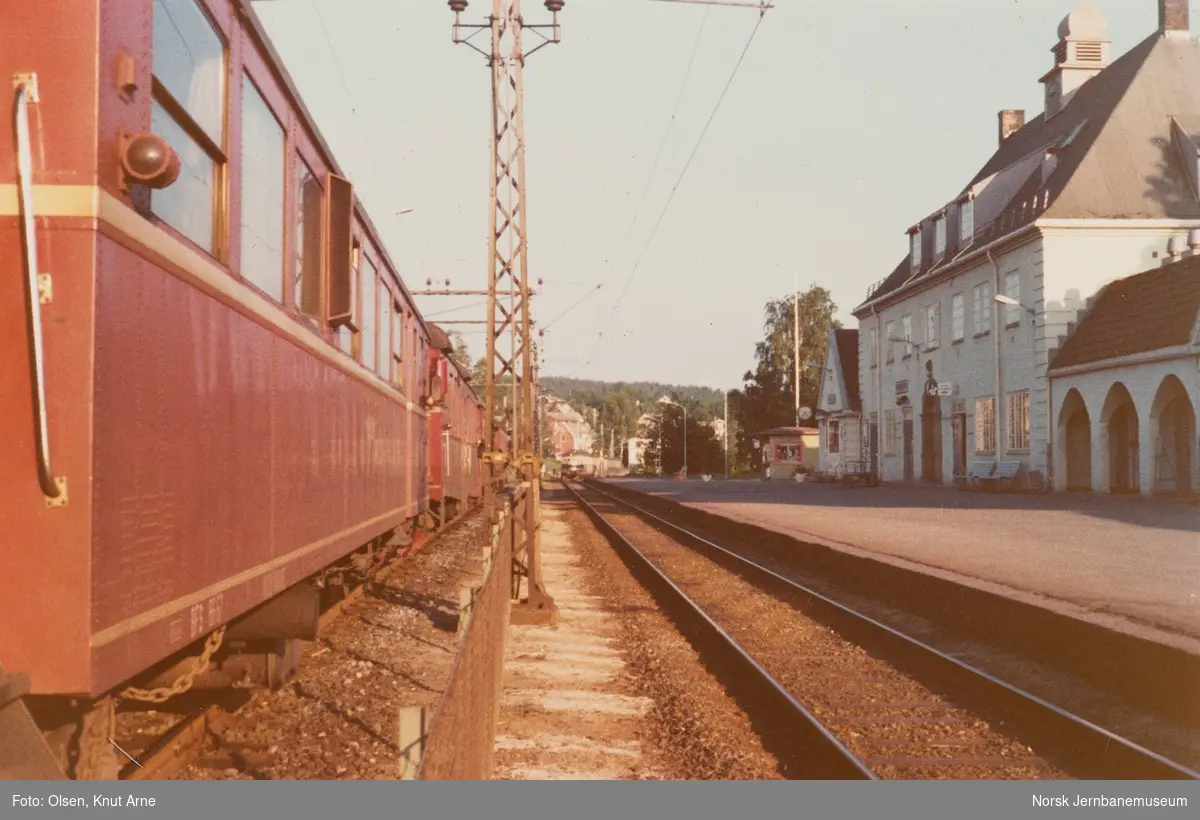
xmin=884 ymin=410 xmax=897 ymax=455
xmin=1004 ymin=271 xmax=1021 ymax=325
xmin=910 ymin=229 xmax=922 ymax=270
xmin=902 ymin=314 xmax=913 ymax=356
xmin=934 ymin=216 xmax=946 ymax=258
xmin=868 ymin=327 xmax=878 ymax=367
xmin=973 ymin=281 xmax=992 ymax=335
xmin=294 ymin=160 xmax=324 ymax=323
xmin=828 ymin=421 xmax=840 ymax=454
xmin=239 ymin=74 xmax=285 ymax=301
xmin=885 ymin=321 xmax=895 ymax=363
xmin=1007 ymin=391 xmax=1030 ymax=451
xmin=959 ymin=199 xmax=974 ymax=244
xmin=951 ymin=293 xmax=964 ymax=342
xmin=150 ymin=0 xmax=227 ymax=256
xmin=925 ymin=303 xmax=940 ymax=350
xmin=975 ymin=397 xmax=996 ymax=454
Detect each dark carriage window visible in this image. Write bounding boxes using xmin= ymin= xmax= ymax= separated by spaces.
xmin=239 ymin=74 xmax=285 ymax=301
xmin=360 ymin=255 xmax=378 ymax=372
xmin=294 ymin=160 xmax=324 ymax=322
xmin=392 ymin=302 xmax=403 ymax=389
xmin=150 ymin=0 xmax=227 ymax=256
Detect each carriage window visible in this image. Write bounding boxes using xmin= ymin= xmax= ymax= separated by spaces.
xmin=294 ymin=160 xmax=324 ymax=322
xmin=334 ymin=242 xmax=358 ymax=356
xmin=151 ymin=0 xmax=227 ymax=256
xmin=360 ymin=255 xmax=378 ymax=372
xmin=392 ymin=302 xmax=403 ymax=388
xmin=239 ymin=74 xmax=285 ymax=301
xmin=378 ymin=290 xmax=392 ymax=380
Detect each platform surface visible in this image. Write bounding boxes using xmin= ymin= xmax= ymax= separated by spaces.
xmin=601 ymin=478 xmax=1200 ymax=651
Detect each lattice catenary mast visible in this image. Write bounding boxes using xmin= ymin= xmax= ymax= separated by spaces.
xmin=449 ymin=0 xmax=563 ymax=622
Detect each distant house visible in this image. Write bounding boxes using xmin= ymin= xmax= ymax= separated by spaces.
xmin=1048 ymin=248 xmax=1200 ymax=495
xmin=753 ymin=427 xmax=820 ymax=479
xmin=817 ymin=328 xmax=863 ymax=476
xmin=546 ymin=402 xmax=594 ymax=457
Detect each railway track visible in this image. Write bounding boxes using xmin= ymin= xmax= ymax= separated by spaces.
xmin=565 ymin=480 xmax=1200 ymax=781
xmin=117 ymin=507 xmax=481 ymax=781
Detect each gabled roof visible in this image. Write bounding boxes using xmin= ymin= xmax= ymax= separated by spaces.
xmin=856 ymin=31 xmax=1200 ymax=314
xmin=1049 ymin=254 xmax=1200 ymax=370
xmin=833 ymin=328 xmax=861 ymax=412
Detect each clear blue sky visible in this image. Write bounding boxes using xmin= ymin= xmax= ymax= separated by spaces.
xmin=250 ymin=0 xmax=1194 ymax=389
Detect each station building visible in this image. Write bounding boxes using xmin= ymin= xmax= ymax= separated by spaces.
xmin=850 ymin=0 xmax=1200 ymax=489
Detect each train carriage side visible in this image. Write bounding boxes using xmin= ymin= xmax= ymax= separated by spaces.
xmin=2 ymin=0 xmax=435 ymax=777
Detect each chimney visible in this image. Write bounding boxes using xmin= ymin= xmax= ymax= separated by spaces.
xmin=1164 ymin=235 xmax=1187 ymax=265
xmin=999 ymin=110 xmax=1025 ymax=145
xmin=1159 ymin=0 xmax=1189 ymax=34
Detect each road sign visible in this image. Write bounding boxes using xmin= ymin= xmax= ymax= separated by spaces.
xmin=936 ymin=382 xmax=953 ymax=397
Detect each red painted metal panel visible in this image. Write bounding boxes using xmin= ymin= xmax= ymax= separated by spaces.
xmin=0 ymin=222 xmax=97 ymax=695
xmin=89 ymin=235 xmax=418 ymax=694
xmin=0 ymin=1 xmax=100 ymax=187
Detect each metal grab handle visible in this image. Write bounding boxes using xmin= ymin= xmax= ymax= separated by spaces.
xmin=14 ymin=76 xmax=62 ymax=500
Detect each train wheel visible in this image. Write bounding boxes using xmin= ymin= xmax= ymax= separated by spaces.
xmin=74 ymin=698 xmax=119 ymax=780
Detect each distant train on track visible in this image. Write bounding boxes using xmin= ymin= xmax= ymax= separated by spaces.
xmin=1 ymin=0 xmax=503 ymax=779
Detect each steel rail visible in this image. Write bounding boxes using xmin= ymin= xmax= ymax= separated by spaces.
xmin=583 ymin=480 xmax=1200 ymax=781
xmin=563 ymin=482 xmax=877 ymax=780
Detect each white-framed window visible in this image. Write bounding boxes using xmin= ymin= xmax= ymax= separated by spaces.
xmin=869 ymin=327 xmax=878 ymax=367
xmin=1007 ymin=391 xmax=1031 ymax=451
xmin=828 ymin=420 xmax=840 ymax=454
xmin=1004 ymin=271 xmax=1021 ymax=325
xmin=975 ymin=397 xmax=996 ymax=454
xmin=959 ymin=199 xmax=974 ymax=243
xmin=925 ymin=303 xmax=940 ymax=350
xmin=884 ymin=410 xmax=897 ymax=455
xmin=973 ymin=281 xmax=992 ymax=335
xmin=885 ymin=321 xmax=895 ymax=363
xmin=239 ymin=73 xmax=285 ymax=302
xmin=294 ymin=160 xmax=324 ymax=324
xmin=150 ymin=0 xmax=228 ymax=256
xmin=902 ymin=314 xmax=913 ymax=356
xmin=935 ymin=216 xmax=947 ymax=258
xmin=910 ymin=229 xmax=922 ymax=270
xmin=951 ymin=293 xmax=965 ymax=342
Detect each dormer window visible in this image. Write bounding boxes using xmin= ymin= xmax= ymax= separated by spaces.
xmin=910 ymin=228 xmax=922 ymax=271
xmin=934 ymin=216 xmax=947 ymax=259
xmin=959 ymin=199 xmax=974 ymax=244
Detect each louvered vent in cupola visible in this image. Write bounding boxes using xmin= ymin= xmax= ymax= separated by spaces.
xmin=1053 ymin=42 xmax=1068 ymax=64
xmin=1075 ymin=42 xmax=1103 ymax=62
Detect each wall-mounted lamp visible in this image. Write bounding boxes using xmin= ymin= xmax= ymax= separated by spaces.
xmin=994 ymin=293 xmax=1036 ymax=316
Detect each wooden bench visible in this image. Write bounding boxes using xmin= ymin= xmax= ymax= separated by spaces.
xmin=961 ymin=461 xmax=995 ymax=489
xmin=979 ymin=460 xmax=1022 ymax=491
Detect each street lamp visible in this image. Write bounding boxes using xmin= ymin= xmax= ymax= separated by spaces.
xmin=659 ymin=397 xmax=687 ymax=478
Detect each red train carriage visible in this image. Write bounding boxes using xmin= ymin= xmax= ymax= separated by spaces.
xmin=425 ymin=325 xmax=484 ymax=522
xmin=0 ymin=0 xmax=446 ymax=778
